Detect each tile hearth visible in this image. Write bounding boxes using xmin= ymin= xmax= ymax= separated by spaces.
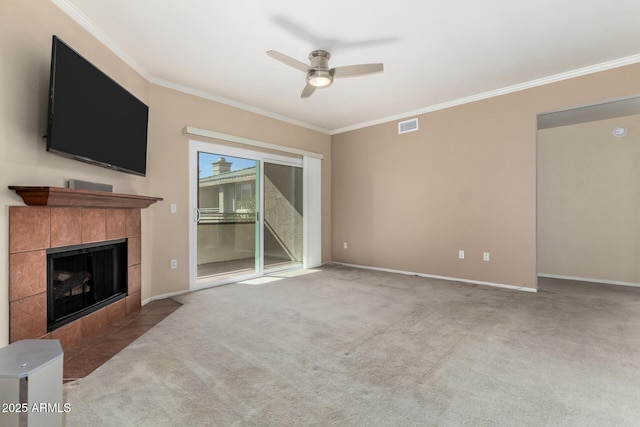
xmin=63 ymin=298 xmax=181 ymax=382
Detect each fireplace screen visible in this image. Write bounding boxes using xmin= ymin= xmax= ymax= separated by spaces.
xmin=47 ymin=239 xmax=127 ymax=331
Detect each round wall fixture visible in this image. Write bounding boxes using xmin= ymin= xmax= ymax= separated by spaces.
xmin=613 ymin=127 xmax=627 ymax=137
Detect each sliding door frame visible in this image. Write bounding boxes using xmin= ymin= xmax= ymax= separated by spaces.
xmin=188 ymin=138 xmax=314 ymax=291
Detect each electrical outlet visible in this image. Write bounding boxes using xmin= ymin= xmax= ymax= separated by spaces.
xmin=170 ymin=259 xmax=177 ymax=269
xmin=170 ymin=203 xmax=177 ymax=213
xmin=343 ymin=242 xmax=348 ymax=249
xmin=458 ymin=250 xmax=465 ymax=259
xmin=483 ymin=252 xmax=490 ymax=262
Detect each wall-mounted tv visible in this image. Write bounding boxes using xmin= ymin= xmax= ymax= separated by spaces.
xmin=46 ymin=36 xmax=149 ymax=177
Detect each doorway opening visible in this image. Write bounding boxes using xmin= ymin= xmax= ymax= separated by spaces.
xmin=536 ymin=96 xmax=640 ymax=289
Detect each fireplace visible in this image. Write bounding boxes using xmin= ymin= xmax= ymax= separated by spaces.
xmin=47 ymin=239 xmax=127 ymax=332
xmin=8 ymin=186 xmax=162 ymax=351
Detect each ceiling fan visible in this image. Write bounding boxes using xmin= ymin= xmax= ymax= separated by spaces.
xmin=267 ymin=50 xmax=383 ymax=98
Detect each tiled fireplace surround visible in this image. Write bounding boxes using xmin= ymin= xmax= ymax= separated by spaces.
xmin=8 ymin=187 xmax=160 ymax=352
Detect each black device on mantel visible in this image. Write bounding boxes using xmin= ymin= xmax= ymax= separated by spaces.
xmin=46 ymin=36 xmax=149 ymax=176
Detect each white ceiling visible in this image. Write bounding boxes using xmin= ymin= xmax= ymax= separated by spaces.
xmin=54 ymin=0 xmax=640 ymax=134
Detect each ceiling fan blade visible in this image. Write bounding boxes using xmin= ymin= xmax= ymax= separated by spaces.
xmin=301 ymin=84 xmax=316 ymax=98
xmin=266 ymin=50 xmax=309 ymax=73
xmin=332 ymin=63 xmax=384 ymax=78
xmin=271 ymin=16 xmax=327 ymax=49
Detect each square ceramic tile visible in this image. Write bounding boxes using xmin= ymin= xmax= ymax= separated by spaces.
xmin=128 ymin=264 xmax=142 ymax=295
xmin=9 ymin=292 xmax=47 ymax=342
xmin=9 ymin=206 xmax=50 ymax=253
xmin=127 ymin=236 xmax=141 ymax=266
xmin=106 ymin=209 xmax=126 ymax=240
xmin=80 ymin=307 xmax=108 ymax=339
xmin=106 ymin=298 xmax=127 ymax=324
xmin=81 ymin=208 xmax=107 ymax=243
xmin=9 ymin=250 xmax=46 ymax=302
xmin=51 ymin=320 xmax=83 ymax=351
xmin=126 ymin=292 xmax=142 ymax=314
xmin=125 ymin=209 xmax=141 ymax=237
xmin=50 ymin=207 xmax=82 ymax=248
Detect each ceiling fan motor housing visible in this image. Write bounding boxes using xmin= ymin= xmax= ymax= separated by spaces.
xmin=307 ymin=50 xmax=333 ymax=88
xmin=309 ymin=50 xmax=330 ymax=67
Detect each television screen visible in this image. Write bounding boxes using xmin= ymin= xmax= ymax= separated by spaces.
xmin=46 ymin=36 xmax=149 ymax=176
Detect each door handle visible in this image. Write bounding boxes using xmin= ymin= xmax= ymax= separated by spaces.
xmin=194 ymin=208 xmax=201 ymax=223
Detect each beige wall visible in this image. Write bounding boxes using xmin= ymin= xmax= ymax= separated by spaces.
xmin=0 ymin=0 xmax=331 ymax=347
xmin=332 ymin=65 xmax=640 ymax=289
xmin=538 ymin=114 xmax=640 ymax=284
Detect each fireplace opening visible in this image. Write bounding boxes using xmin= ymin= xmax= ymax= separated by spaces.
xmin=47 ymin=239 xmax=127 ymax=332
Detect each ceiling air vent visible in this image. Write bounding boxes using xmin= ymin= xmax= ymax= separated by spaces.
xmin=398 ymin=118 xmax=419 ymax=134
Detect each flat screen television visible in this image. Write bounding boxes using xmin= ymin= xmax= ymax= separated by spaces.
xmin=46 ymin=36 xmax=149 ymax=176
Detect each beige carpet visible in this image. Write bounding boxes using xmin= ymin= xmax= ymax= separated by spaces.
xmin=63 ymin=266 xmax=640 ymax=426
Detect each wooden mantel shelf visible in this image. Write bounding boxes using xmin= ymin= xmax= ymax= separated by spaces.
xmin=9 ymin=186 xmax=163 ymax=209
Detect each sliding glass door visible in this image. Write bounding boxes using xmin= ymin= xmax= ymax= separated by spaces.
xmin=196 ymin=152 xmax=259 ymax=282
xmin=263 ymin=162 xmax=303 ymax=271
xmin=190 ymin=140 xmax=306 ymax=290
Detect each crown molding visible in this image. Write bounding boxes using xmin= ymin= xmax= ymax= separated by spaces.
xmin=151 ymin=78 xmax=331 ymax=134
xmin=331 ymin=53 xmax=640 ymax=134
xmin=51 ymin=0 xmax=151 ymax=80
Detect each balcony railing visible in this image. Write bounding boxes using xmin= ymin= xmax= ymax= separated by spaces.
xmin=198 ymin=208 xmax=256 ymax=224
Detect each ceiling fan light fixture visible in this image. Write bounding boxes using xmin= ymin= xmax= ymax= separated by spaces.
xmin=307 ymin=70 xmax=333 ymax=88
xmin=268 ymin=49 xmax=383 ymax=97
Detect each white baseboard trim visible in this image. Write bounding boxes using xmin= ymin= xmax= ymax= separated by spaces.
xmin=332 ymin=262 xmax=537 ymax=292
xmin=142 ymin=290 xmax=189 ymax=306
xmin=537 ymin=274 xmax=640 ymax=289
